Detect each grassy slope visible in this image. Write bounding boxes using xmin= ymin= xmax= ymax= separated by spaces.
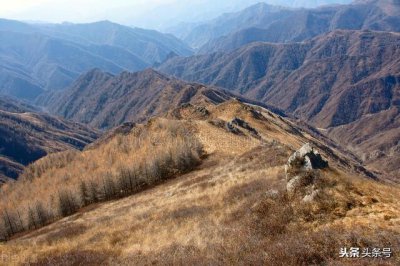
xmin=1 ymin=101 xmax=399 ymax=265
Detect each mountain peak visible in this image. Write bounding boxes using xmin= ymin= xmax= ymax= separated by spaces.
xmin=116 ymin=68 xmax=169 ymax=83
xmin=79 ymin=68 xmax=114 ymax=82
xmin=139 ymin=68 xmax=168 ymax=78
xmin=45 ymin=69 xmax=229 ymax=128
xmin=87 ymin=20 xmax=123 ymax=28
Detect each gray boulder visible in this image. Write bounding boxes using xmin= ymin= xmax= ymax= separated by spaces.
xmin=285 ymin=143 xmax=328 ymax=200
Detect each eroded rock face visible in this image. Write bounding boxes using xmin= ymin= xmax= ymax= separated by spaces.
xmin=285 ymin=143 xmax=328 ymax=200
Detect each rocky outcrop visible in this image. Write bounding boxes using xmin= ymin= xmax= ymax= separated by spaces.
xmin=285 ymin=143 xmax=328 ymax=201
xmin=223 ymin=117 xmax=261 ymax=138
xmin=230 ymin=118 xmax=260 ymax=138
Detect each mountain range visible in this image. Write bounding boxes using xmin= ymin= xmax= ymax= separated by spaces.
xmin=0 ymin=19 xmax=192 ymax=101
xmin=1 ymin=0 xmax=398 ymax=182
xmin=39 ymin=69 xmax=285 ymax=129
xmin=158 ymin=29 xmax=400 ymax=180
xmin=171 ymin=0 xmax=400 ymax=51
xmin=38 ymin=60 xmax=399 ymax=180
xmin=1 ymin=0 xmax=400 ymax=263
xmin=163 ymin=0 xmax=352 ymax=37
xmin=70 ymin=0 xmax=351 ymax=31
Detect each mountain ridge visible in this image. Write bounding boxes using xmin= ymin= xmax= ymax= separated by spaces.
xmin=2 ymin=98 xmax=399 ymax=265
xmin=0 ymin=19 xmax=192 ymax=101
xmin=158 ymin=29 xmax=400 ymax=180
xmin=176 ymin=0 xmax=400 ymax=53
xmin=41 ymin=68 xmax=286 ymax=129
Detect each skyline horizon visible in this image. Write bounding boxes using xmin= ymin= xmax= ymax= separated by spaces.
xmin=0 ymin=0 xmax=352 ymax=30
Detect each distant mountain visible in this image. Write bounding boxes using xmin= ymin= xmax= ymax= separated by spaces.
xmin=175 ymin=0 xmax=400 ymax=51
xmin=159 ymin=30 xmax=400 ymax=126
xmin=0 ymin=95 xmax=38 ymax=113
xmin=173 ymin=3 xmax=292 ymax=49
xmin=0 ymin=19 xmax=192 ymax=101
xmin=162 ymin=0 xmax=351 ymax=36
xmin=41 ymin=69 xmax=244 ymax=129
xmin=279 ymin=0 xmax=351 ymax=6
xmin=40 ymin=68 xmax=285 ymax=129
xmin=158 ymin=30 xmax=400 ymax=179
xmin=36 ymin=21 xmax=193 ymax=65
xmin=0 ymin=96 xmax=100 ymax=181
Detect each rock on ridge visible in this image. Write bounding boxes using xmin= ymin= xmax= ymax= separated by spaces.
xmin=285 ymin=143 xmax=328 ymax=200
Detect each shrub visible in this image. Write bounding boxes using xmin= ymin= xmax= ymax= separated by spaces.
xmin=0 ymin=119 xmax=204 ymax=239
xmin=88 ymin=180 xmax=99 ymax=204
xmin=253 ymin=192 xmax=294 ymax=236
xmin=79 ymin=181 xmax=91 ymax=206
xmin=35 ymin=201 xmax=52 ymax=227
xmin=58 ymin=191 xmax=79 ymax=217
xmin=27 ymin=206 xmax=38 ymax=230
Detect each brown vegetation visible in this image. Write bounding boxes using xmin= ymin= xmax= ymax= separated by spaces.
xmin=0 ymin=101 xmax=399 ymax=265
xmin=0 ymin=119 xmax=203 ymax=241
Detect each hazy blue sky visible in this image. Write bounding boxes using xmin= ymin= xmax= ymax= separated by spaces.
xmin=0 ymin=0 xmax=166 ymax=22
xmin=0 ymin=0 xmax=352 ymax=29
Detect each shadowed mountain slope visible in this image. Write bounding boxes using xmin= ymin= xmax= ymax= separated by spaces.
xmin=326 ymin=106 xmax=400 ymax=182
xmin=0 ymin=97 xmax=100 ymax=181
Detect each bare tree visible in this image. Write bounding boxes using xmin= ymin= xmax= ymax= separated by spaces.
xmin=1 ymin=209 xmax=15 ymax=239
xmin=35 ymin=201 xmax=50 ymax=227
xmin=79 ymin=180 xmax=91 ymax=206
xmin=88 ymin=180 xmax=99 ymax=203
xmin=101 ymin=175 xmax=117 ymax=201
xmin=0 ymin=219 xmax=7 ymax=242
xmin=58 ymin=190 xmax=78 ymax=217
xmin=27 ymin=206 xmax=37 ymax=230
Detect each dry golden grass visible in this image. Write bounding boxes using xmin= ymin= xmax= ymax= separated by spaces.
xmin=0 ymin=101 xmax=399 ymax=265
xmin=0 ymin=119 xmax=203 ymax=240
xmin=1 ymin=143 xmax=399 ymax=265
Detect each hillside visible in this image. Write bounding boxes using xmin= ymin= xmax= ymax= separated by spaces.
xmin=41 ymin=69 xmax=283 ymax=129
xmin=0 ymin=97 xmax=100 ymax=181
xmin=158 ymin=30 xmax=400 ymax=181
xmin=326 ymin=107 xmax=400 ymax=182
xmin=36 ymin=21 xmax=193 ymax=64
xmin=174 ymin=0 xmax=400 ymax=51
xmin=0 ymin=99 xmax=399 ymax=265
xmin=0 ymin=19 xmax=192 ymax=101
